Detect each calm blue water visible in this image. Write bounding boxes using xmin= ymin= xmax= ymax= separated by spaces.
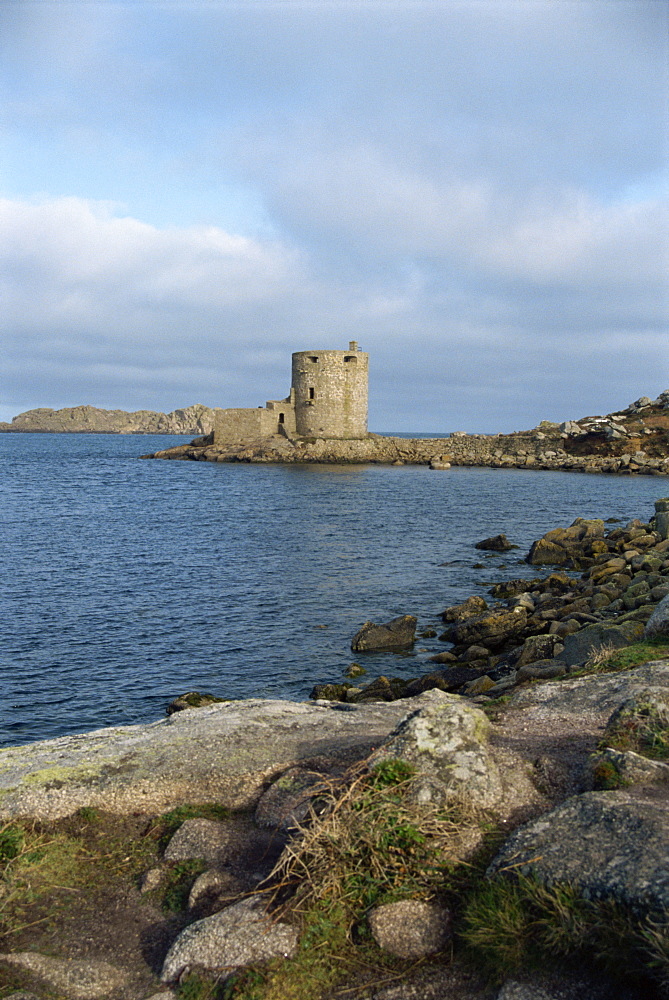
xmin=0 ymin=433 xmax=664 ymax=747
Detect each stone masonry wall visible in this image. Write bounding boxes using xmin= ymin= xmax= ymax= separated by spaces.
xmin=214 ymin=408 xmax=278 ymax=444
xmin=292 ymin=349 xmax=369 ymax=439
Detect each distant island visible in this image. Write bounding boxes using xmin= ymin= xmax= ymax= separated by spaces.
xmin=0 ymin=403 xmax=220 ymax=435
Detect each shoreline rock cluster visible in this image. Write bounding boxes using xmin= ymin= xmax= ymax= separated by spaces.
xmin=311 ymin=501 xmax=669 ymax=706
xmin=144 ymin=391 xmax=669 ymax=475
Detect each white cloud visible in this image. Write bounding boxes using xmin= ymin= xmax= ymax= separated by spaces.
xmin=1 ymin=2 xmax=667 ymax=430
xmin=0 ymin=196 xmax=303 ymax=317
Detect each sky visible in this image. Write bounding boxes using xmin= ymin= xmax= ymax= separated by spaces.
xmin=1 ymin=0 xmax=668 ymax=433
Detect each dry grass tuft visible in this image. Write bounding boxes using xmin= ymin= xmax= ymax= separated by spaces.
xmin=583 ymin=641 xmax=618 ymax=672
xmin=264 ymin=758 xmax=480 ymax=927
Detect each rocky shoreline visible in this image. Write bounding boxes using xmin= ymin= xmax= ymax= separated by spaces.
xmin=308 ymin=499 xmax=669 ymax=706
xmin=143 ymin=391 xmax=669 ymax=475
xmin=1 ymin=500 xmax=669 ymax=1000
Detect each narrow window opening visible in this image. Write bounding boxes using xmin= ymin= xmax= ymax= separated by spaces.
xmin=309 ymin=356 xmax=319 ymax=363
xmin=344 ymin=355 xmax=356 ymax=363
xmin=278 ymin=413 xmax=285 ymax=424
xmin=309 ymin=387 xmax=315 ymax=400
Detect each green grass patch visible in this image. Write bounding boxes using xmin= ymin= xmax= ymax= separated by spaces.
xmin=460 ymin=873 xmax=668 ymax=993
xmin=590 ymin=755 xmax=631 ymax=790
xmin=570 ymin=636 xmax=669 ymax=678
xmin=0 ymin=824 xmax=23 ymax=863
xmin=0 ymin=812 xmax=159 ymax=945
xmin=602 ymin=707 xmax=669 ymax=762
xmin=148 ymin=802 xmax=233 ymax=851
xmin=208 ymin=759 xmax=484 ymax=1000
xmin=176 ymin=971 xmax=230 ymax=1000
xmin=481 ymin=694 xmax=512 ymax=720
xmin=268 ymin=759 xmax=478 ymax=921
xmin=162 ymin=859 xmax=208 ymax=913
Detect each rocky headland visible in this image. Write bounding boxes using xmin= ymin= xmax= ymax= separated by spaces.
xmin=0 ymin=404 xmax=220 ymax=435
xmin=143 ymin=391 xmax=669 ymax=475
xmin=1 ymin=501 xmax=669 ymax=1000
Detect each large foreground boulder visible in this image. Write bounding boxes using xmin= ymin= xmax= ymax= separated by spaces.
xmin=351 ymin=615 xmax=417 ymax=651
xmin=370 ymin=689 xmax=503 ymax=810
xmin=488 ymin=791 xmax=669 ymax=916
xmin=509 ymin=660 xmax=669 ymax=718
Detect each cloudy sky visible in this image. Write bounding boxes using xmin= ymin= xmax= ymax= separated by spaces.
xmin=1 ymin=0 xmax=667 ymax=432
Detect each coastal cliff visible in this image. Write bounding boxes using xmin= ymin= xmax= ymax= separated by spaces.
xmin=144 ymin=391 xmax=669 ymax=475
xmin=0 ymin=403 xmax=220 ymax=435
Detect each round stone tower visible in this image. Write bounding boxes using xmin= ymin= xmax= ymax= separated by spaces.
xmin=292 ymin=341 xmax=369 ymax=439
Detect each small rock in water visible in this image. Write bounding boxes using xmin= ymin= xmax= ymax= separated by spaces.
xmin=344 ymin=662 xmax=367 ymax=678
xmin=166 ymin=691 xmax=225 ymax=714
xmin=475 ymin=533 xmax=516 ymax=552
xmin=351 ymin=615 xmax=417 ymax=652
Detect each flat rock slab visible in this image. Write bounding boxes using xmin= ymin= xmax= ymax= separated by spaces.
xmin=508 ymin=661 xmax=669 ymax=719
xmin=0 ymin=698 xmax=417 ymax=820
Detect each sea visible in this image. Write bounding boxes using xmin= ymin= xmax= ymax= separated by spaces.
xmin=0 ymin=432 xmax=664 ymax=748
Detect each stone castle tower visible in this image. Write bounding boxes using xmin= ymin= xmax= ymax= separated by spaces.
xmin=292 ymin=342 xmax=368 ymax=438
xmin=213 ymin=342 xmax=369 ymax=444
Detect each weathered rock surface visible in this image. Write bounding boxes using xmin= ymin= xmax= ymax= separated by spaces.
xmin=585 ymin=748 xmax=669 ymax=789
xmin=441 ymin=595 xmax=488 ymax=623
xmin=370 ymin=689 xmax=503 ymax=810
xmin=646 ymin=593 xmax=669 ymax=639
xmin=515 ymin=659 xmax=567 ymax=683
xmin=351 ymin=615 xmax=417 ymax=651
xmin=160 ymin=896 xmax=298 ymax=982
xmin=254 ymin=766 xmax=326 ymax=831
xmin=166 ymin=691 xmax=226 ymax=714
xmin=526 ymin=518 xmax=606 ymax=567
xmin=0 ymin=954 xmax=130 ymax=999
xmin=188 ymin=868 xmax=245 ymax=914
xmin=444 ymin=607 xmax=528 ymax=649
xmin=560 ymin=620 xmax=645 ymax=665
xmin=163 ymin=817 xmax=279 ymax=872
xmin=508 ymin=661 xmax=669 ymax=718
xmin=488 ymin=791 xmax=669 ymax=916
xmin=0 ymin=698 xmax=418 ymax=820
xmin=493 ymin=978 xmax=634 ymax=1000
xmin=368 ymin=900 xmax=452 ymax=958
